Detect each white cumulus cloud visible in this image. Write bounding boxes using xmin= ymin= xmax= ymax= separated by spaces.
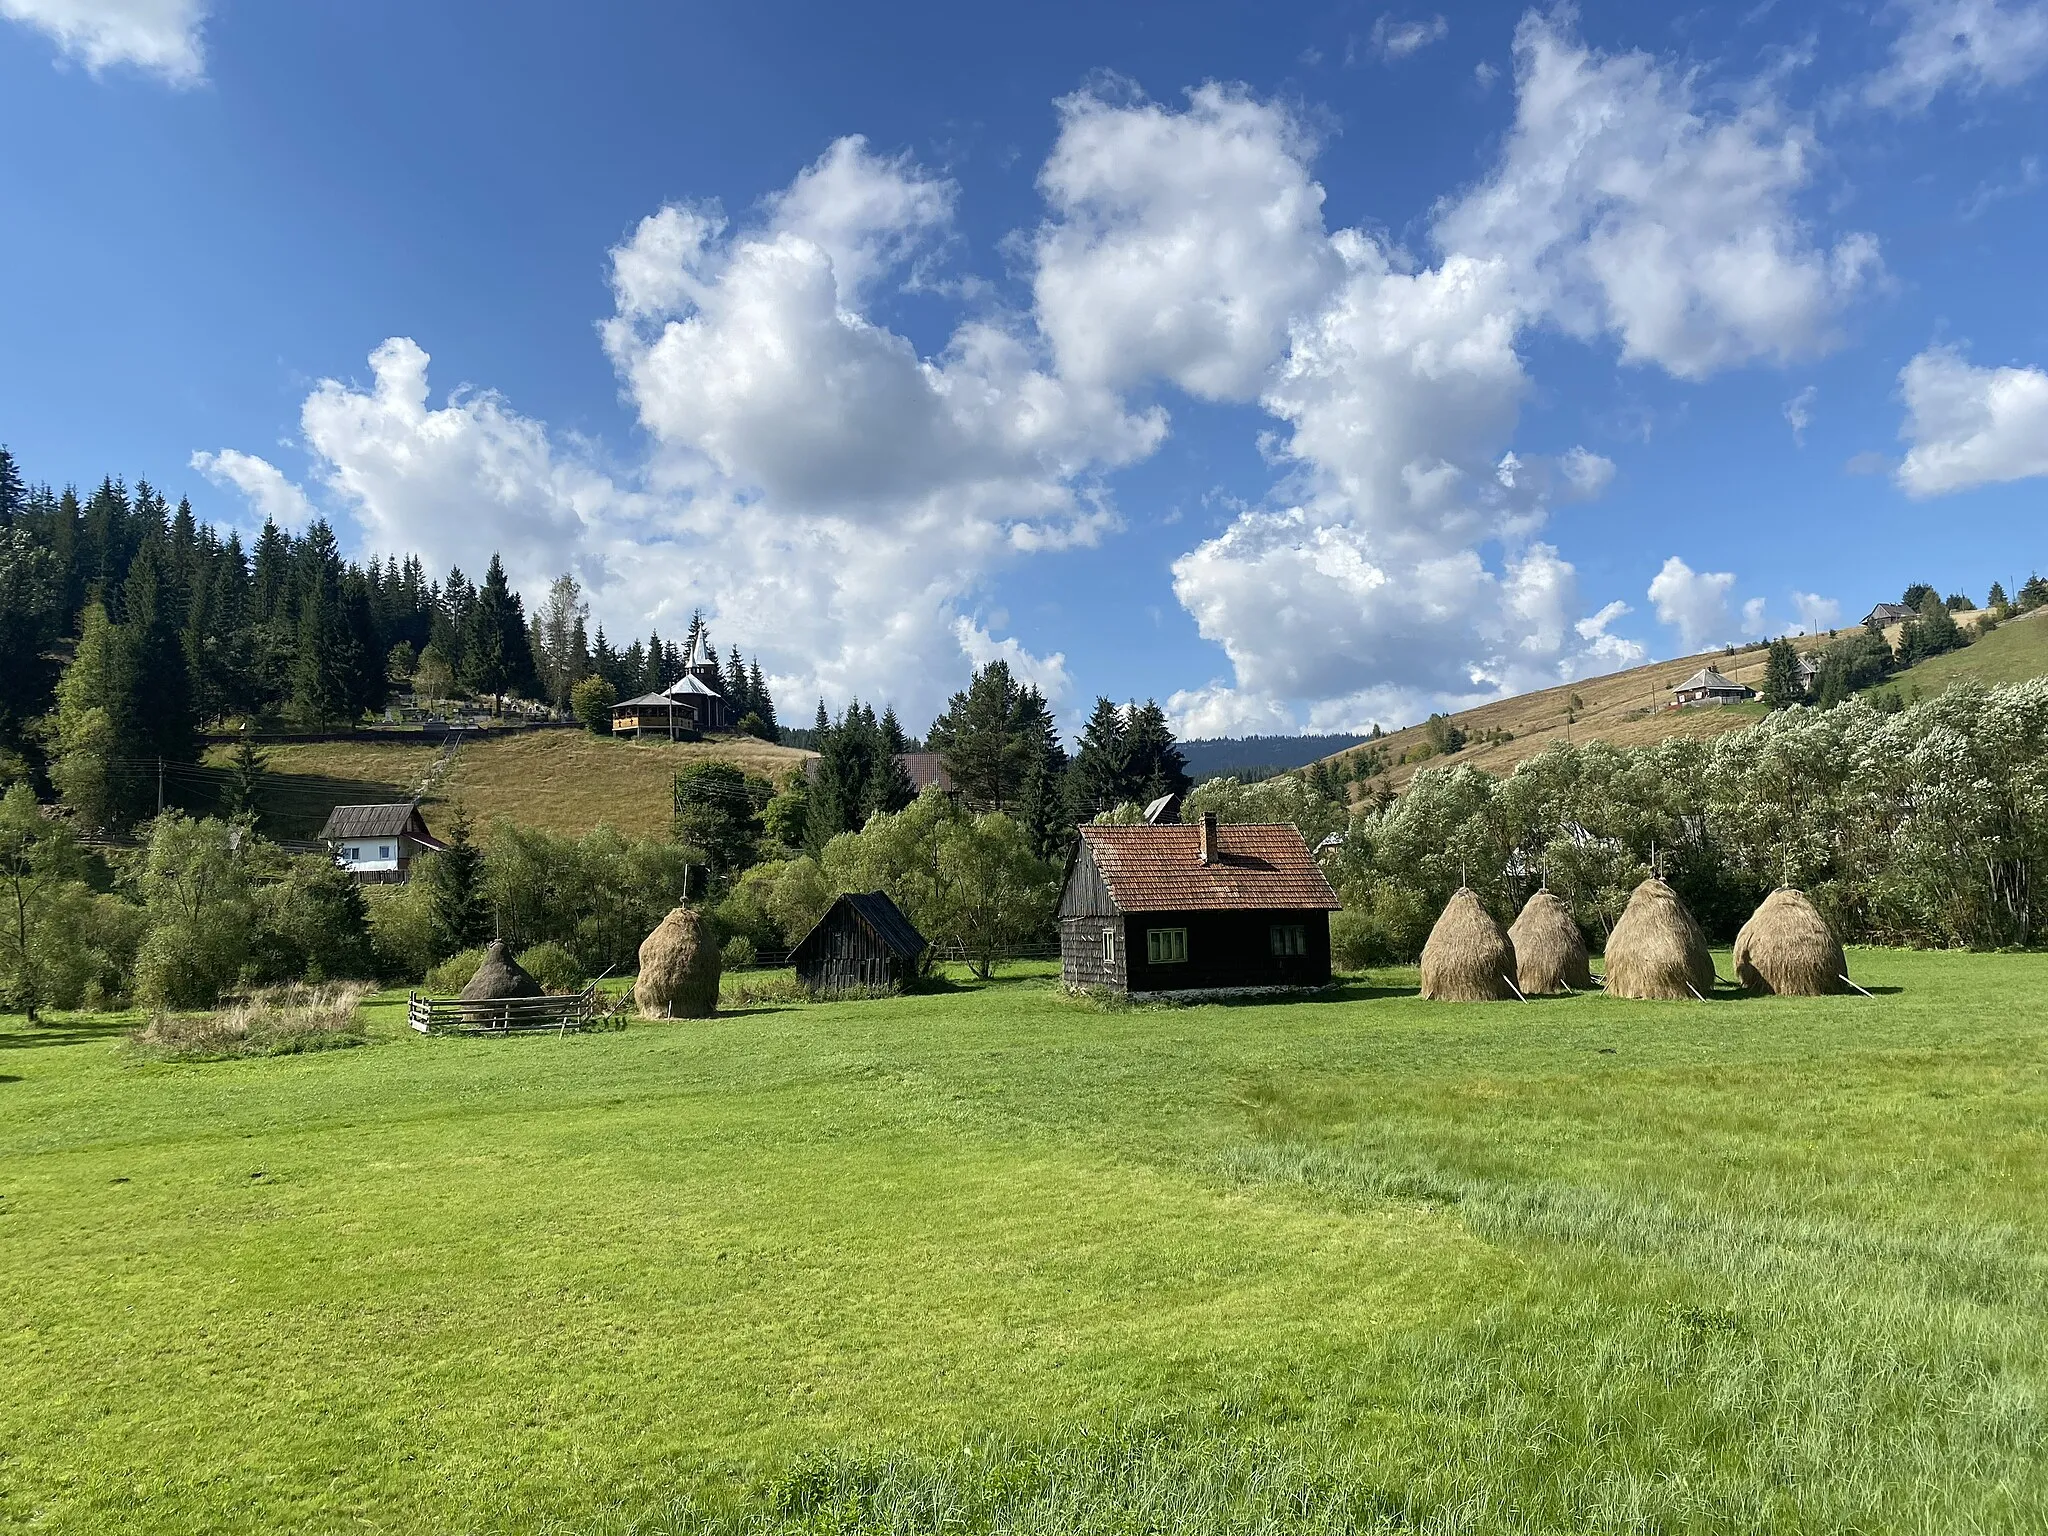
xmin=1032 ymin=84 xmax=1340 ymax=403
xmin=1436 ymin=11 xmax=1880 ymax=380
xmin=0 ymin=0 xmax=206 ymax=83
xmin=1895 ymin=344 xmax=2048 ymax=496
xmin=1649 ymin=556 xmax=1738 ymax=651
xmin=1865 ymin=0 xmax=2048 ymax=112
xmin=189 ymin=448 xmax=317 ymax=529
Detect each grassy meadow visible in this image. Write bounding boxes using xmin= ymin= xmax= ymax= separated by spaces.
xmin=199 ymin=730 xmax=816 ymax=840
xmin=3 ymin=953 xmax=2046 ymax=1533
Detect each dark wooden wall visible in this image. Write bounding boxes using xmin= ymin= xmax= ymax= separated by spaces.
xmin=1057 ymin=843 xmax=1117 ymax=919
xmin=1120 ymin=908 xmax=1331 ymax=994
xmin=795 ymin=911 xmax=910 ymax=993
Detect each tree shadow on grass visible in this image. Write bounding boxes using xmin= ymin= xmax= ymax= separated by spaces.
xmin=0 ymin=1017 xmax=134 ymax=1051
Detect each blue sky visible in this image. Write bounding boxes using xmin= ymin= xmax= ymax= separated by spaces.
xmin=2 ymin=0 xmax=2045 ymax=736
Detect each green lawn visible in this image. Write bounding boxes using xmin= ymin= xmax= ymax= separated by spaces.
xmin=4 ymin=955 xmax=2046 ymax=1533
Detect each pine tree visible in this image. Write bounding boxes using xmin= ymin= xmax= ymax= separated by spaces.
xmin=119 ymin=536 xmax=200 ymax=761
xmin=1761 ymin=637 xmax=1802 ymax=711
xmin=0 ymin=446 xmax=25 ymax=527
xmin=1988 ymin=581 xmax=2009 ymax=613
xmin=1124 ymin=700 xmax=1190 ymax=801
xmin=748 ymin=660 xmax=778 ymax=739
xmin=222 ymin=734 xmax=268 ymax=826
xmin=425 ymin=809 xmax=485 ymax=956
xmin=1068 ymin=697 xmax=1133 ymax=817
xmin=926 ymin=661 xmax=1047 ymax=812
xmin=462 ymin=555 xmax=532 ymax=710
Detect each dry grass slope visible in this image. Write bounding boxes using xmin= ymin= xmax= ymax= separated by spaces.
xmin=204 ymin=730 xmax=815 ymax=840
xmin=1323 ymin=606 xmax=2048 ymax=797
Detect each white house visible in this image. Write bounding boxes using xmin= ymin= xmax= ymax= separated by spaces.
xmin=317 ymin=802 xmax=447 ymax=883
xmin=1672 ymin=667 xmax=1754 ymax=708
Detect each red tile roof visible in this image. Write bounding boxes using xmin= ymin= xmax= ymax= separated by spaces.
xmin=1078 ymin=822 xmax=1340 ymax=913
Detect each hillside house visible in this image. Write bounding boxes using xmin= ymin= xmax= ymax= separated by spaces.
xmin=1862 ymin=602 xmax=1916 ymax=627
xmin=1058 ymin=813 xmax=1340 ymax=998
xmin=317 ymin=802 xmax=447 ymax=883
xmin=610 ymin=638 xmax=731 ymax=738
xmin=1794 ymin=652 xmax=1823 ymax=695
xmin=1673 ymin=667 xmax=1753 ymax=708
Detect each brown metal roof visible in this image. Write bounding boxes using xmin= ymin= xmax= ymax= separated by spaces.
xmin=1077 ymin=822 xmax=1340 ymax=913
xmin=898 ymin=753 xmax=953 ymax=792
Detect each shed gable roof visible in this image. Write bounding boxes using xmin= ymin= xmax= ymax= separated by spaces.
xmin=319 ymin=802 xmax=433 ymax=843
xmin=1675 ymin=667 xmax=1745 ymax=693
xmin=788 ymin=891 xmax=929 ymax=967
xmin=1075 ymin=823 xmax=1339 ymax=912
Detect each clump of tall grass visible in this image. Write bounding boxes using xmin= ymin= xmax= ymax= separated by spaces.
xmin=129 ymin=982 xmax=373 ymax=1062
xmin=719 ymin=968 xmax=809 ymax=1008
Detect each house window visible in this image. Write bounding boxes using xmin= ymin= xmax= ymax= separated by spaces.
xmin=379 ymin=844 xmax=392 ymax=860
xmin=1146 ymin=927 xmax=1188 ymax=965
xmin=1102 ymin=929 xmax=1116 ymax=965
xmin=344 ymin=845 xmax=360 ymax=861
xmin=1270 ymin=924 xmax=1307 ymax=957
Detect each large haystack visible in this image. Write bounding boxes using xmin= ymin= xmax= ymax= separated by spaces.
xmin=1733 ymin=888 xmax=1846 ymax=996
xmin=1509 ymin=891 xmax=1592 ymax=994
xmin=459 ymin=940 xmax=544 ymax=1001
xmin=1420 ymin=888 xmax=1518 ymax=1001
xmin=1604 ymin=878 xmax=1716 ymax=1000
xmin=634 ymin=906 xmax=721 ymax=1018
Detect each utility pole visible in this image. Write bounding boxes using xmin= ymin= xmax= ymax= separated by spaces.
xmin=157 ymin=757 xmax=164 ymax=816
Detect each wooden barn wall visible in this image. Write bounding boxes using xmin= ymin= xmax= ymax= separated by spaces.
xmin=1120 ymin=908 xmax=1332 ymax=993
xmin=1057 ymin=843 xmax=1118 ymax=920
xmin=1059 ymin=917 xmax=1126 ymax=989
xmin=796 ymin=911 xmax=907 ymax=992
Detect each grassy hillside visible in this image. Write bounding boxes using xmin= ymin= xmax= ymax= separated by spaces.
xmin=1320 ymin=607 xmax=2048 ymax=795
xmin=1878 ymin=604 xmax=2048 ymax=696
xmin=199 ymin=730 xmax=814 ymax=840
xmin=5 ymin=952 xmax=2046 ymax=1532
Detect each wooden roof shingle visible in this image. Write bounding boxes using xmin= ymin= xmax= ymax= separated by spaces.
xmin=1077 ymin=823 xmax=1340 ymax=913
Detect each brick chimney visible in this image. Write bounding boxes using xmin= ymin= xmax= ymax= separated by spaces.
xmin=1198 ymin=811 xmax=1218 ymax=865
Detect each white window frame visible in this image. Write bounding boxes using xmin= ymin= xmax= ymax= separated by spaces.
xmin=1102 ymin=929 xmax=1116 ymax=965
xmin=1146 ymin=927 xmax=1188 ymax=965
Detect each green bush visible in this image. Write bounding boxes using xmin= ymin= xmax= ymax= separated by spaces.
xmin=515 ymin=941 xmax=583 ymax=993
xmin=720 ymin=934 xmax=758 ymax=970
xmin=366 ymin=877 xmax=442 ymax=981
xmin=425 ymin=946 xmax=486 ymax=996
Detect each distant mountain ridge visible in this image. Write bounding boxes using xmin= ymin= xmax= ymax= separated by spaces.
xmin=1180 ymin=733 xmax=1373 ymax=782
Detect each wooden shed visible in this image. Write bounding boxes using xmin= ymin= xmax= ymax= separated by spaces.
xmin=788 ymin=891 xmax=928 ymax=994
xmin=1058 ymin=813 xmax=1340 ymax=997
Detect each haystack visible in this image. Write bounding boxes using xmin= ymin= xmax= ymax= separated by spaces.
xmin=1420 ymin=888 xmax=1518 ymax=1001
xmin=634 ymin=906 xmax=721 ymax=1018
xmin=1509 ymin=891 xmax=1592 ymax=994
xmin=459 ymin=940 xmax=544 ymax=1001
xmin=1733 ymin=888 xmax=1846 ymax=996
xmin=1603 ymin=878 xmax=1716 ymax=1000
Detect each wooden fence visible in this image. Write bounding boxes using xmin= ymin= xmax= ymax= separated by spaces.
xmin=407 ymin=987 xmax=621 ymax=1036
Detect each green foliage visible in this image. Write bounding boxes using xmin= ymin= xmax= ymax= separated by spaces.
xmin=821 ymin=788 xmax=1061 ymax=975
xmin=133 ymin=814 xmax=259 ymax=1009
xmin=715 ymin=856 xmax=835 ymax=954
xmin=423 ymin=809 xmax=486 ymax=957
xmin=1182 ymin=774 xmax=1350 ymax=851
xmin=0 ymin=783 xmax=89 ymax=1019
xmin=672 ymin=761 xmax=768 ymax=880
xmin=515 ymin=941 xmax=584 ymax=992
xmin=1333 ymin=681 xmax=2048 ymax=953
xmin=1422 ymin=712 xmax=1467 ymax=756
xmin=806 ymin=700 xmax=913 ymax=846
xmin=365 ymin=876 xmax=443 ymax=981
xmin=926 ymin=662 xmax=1074 ymax=828
xmin=221 ymin=734 xmax=268 ymax=824
xmin=1988 ymin=581 xmax=2008 ymax=613
xmin=424 ymin=946 xmax=487 ymax=996
xmin=570 ymin=673 xmax=616 ymax=733
xmin=476 ymin=820 xmax=691 ymax=975
xmin=1814 ymin=627 xmax=1894 ymax=707
xmin=1901 ymin=581 xmax=1937 ymax=610
xmin=1897 ymin=591 xmax=1965 ymax=666
xmin=760 ymin=773 xmax=811 ymax=853
xmin=2019 ymin=574 xmax=2047 ymax=611
xmin=1760 ymin=637 xmax=1802 ymax=710
xmin=251 ymin=855 xmax=374 ymax=984
xmin=718 ymin=934 xmax=758 ymax=970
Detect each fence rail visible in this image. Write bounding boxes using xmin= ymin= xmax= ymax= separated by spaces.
xmin=407 ymin=987 xmax=618 ymax=1035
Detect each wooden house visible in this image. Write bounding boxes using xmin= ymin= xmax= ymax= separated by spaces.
xmin=1059 ymin=813 xmax=1340 ymax=997
xmin=317 ymin=802 xmax=447 ymax=883
xmin=1862 ymin=602 xmax=1915 ymax=628
xmin=789 ymin=892 xmax=928 ymax=994
xmin=610 ymin=635 xmax=732 ymax=738
xmin=1672 ymin=667 xmax=1753 ymax=708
